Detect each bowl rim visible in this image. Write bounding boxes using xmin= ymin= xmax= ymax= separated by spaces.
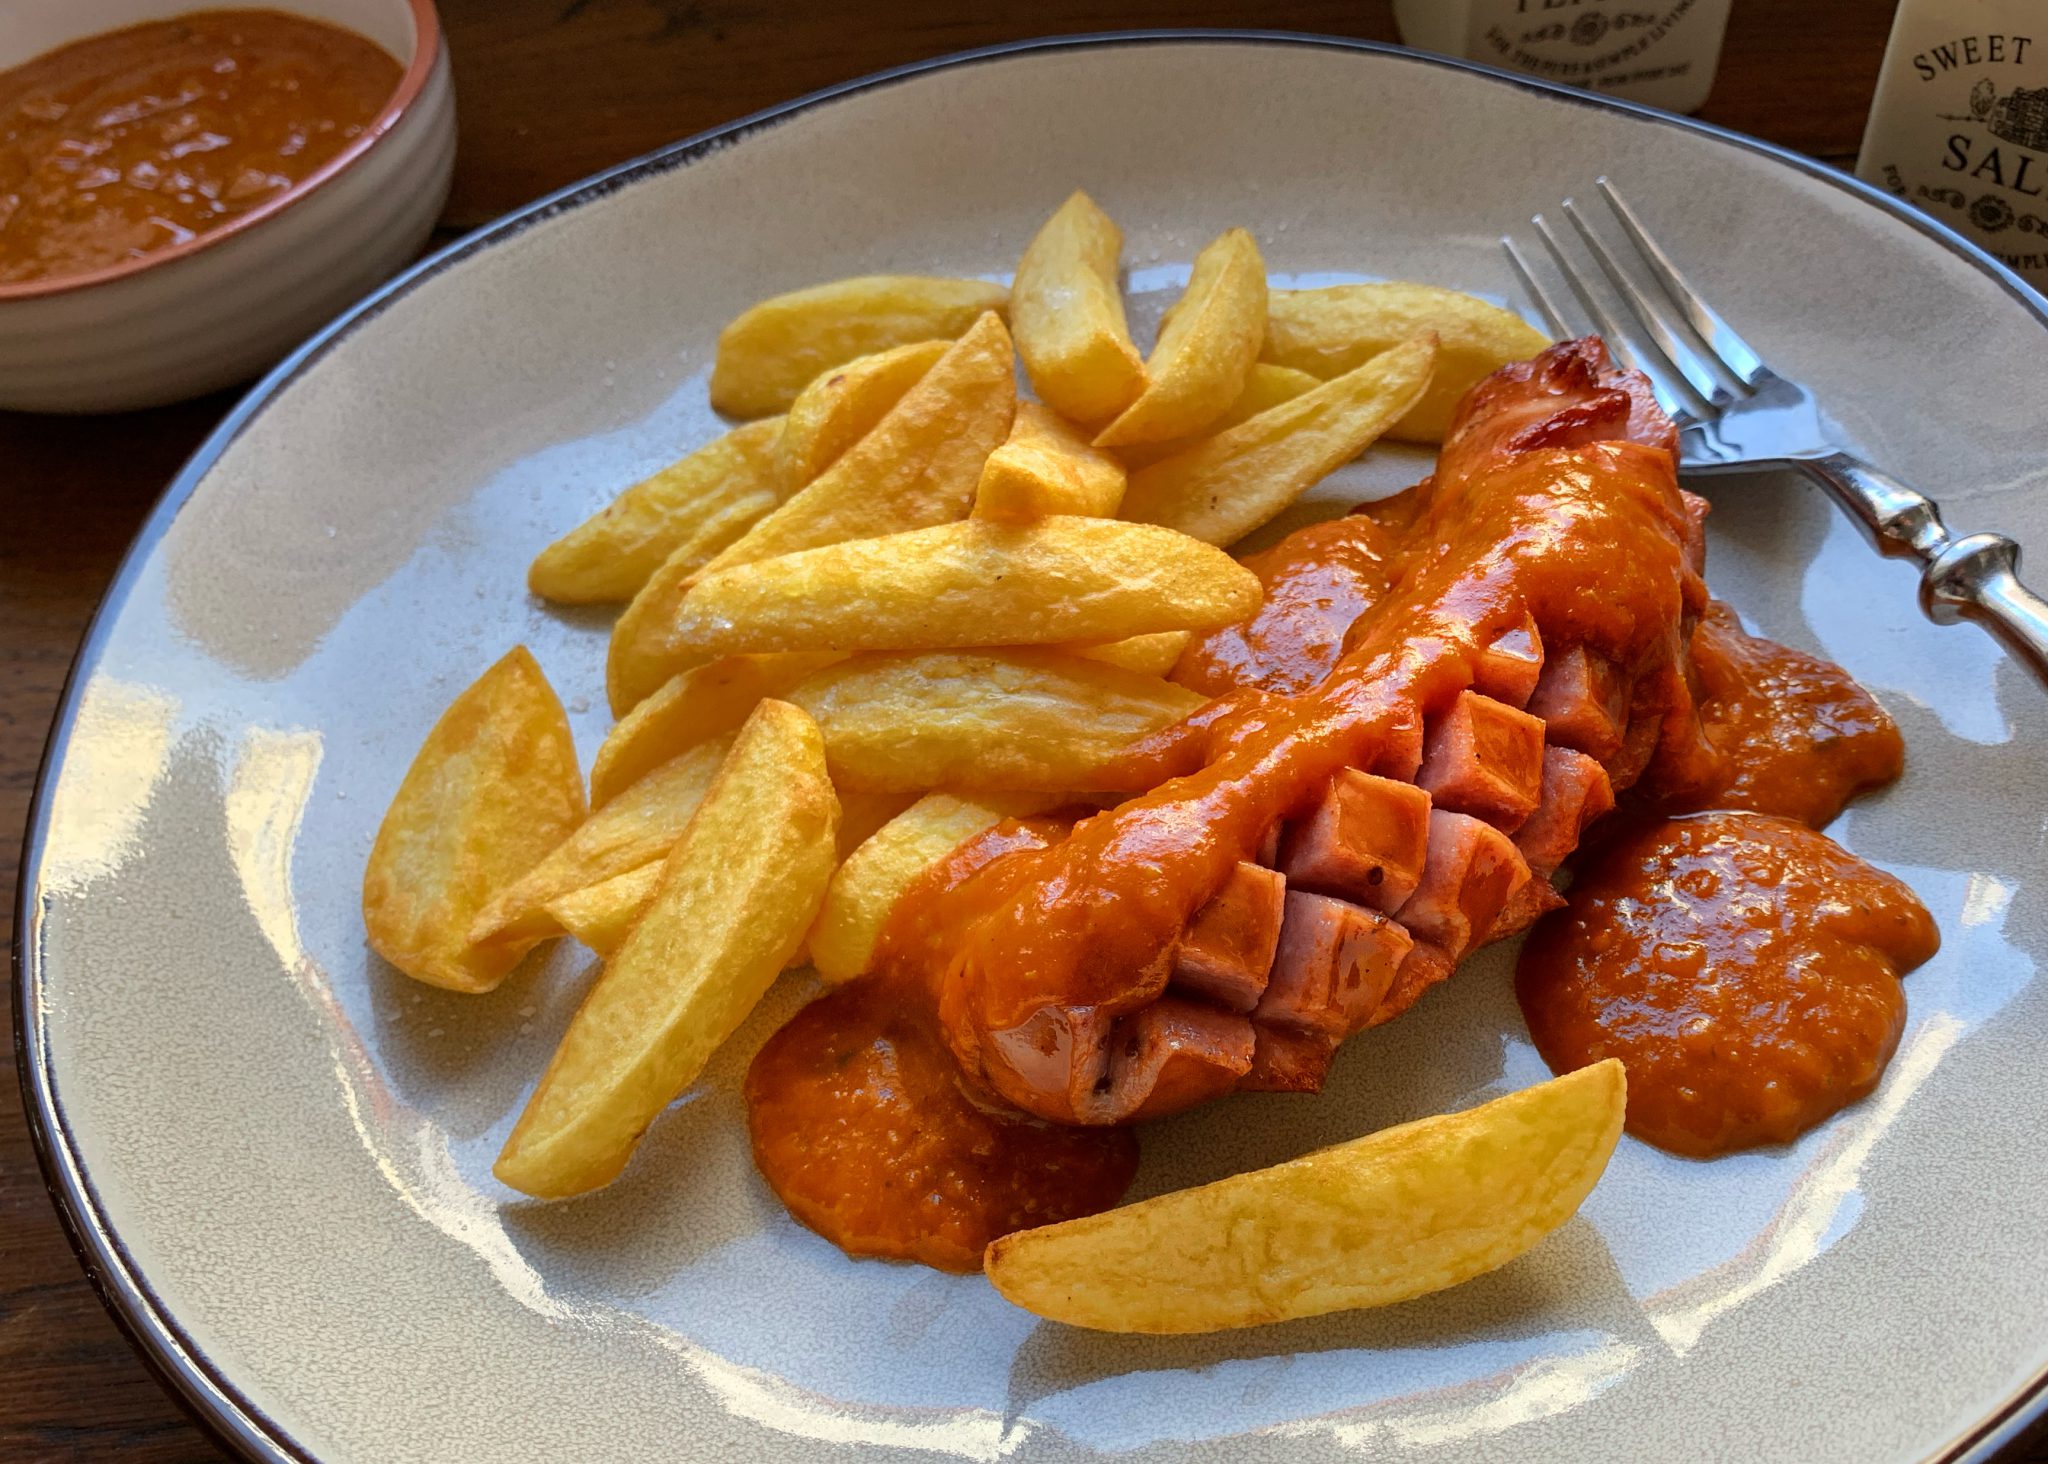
xmin=13 ymin=28 xmax=2048 ymax=1464
xmin=0 ymin=0 xmax=444 ymax=302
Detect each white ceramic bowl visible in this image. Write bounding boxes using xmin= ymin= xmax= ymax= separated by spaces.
xmin=0 ymin=0 xmax=454 ymax=413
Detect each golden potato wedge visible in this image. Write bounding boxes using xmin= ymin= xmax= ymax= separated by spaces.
xmin=495 ymin=700 xmax=838 ymax=1199
xmin=985 ymin=1059 xmax=1626 ymax=1332
xmin=972 ymin=401 xmax=1127 ymax=521
xmin=1260 ymin=283 xmax=1549 ymax=442
xmin=528 ymin=416 xmax=783 ymax=605
xmin=544 ymin=863 xmax=662 ymax=959
xmin=362 ymin=648 xmax=584 ymax=993
xmin=1094 ymin=228 xmax=1267 ymax=448
xmin=787 ymin=650 xmax=1205 ymax=793
xmin=1064 ymin=629 xmax=1194 ymax=677
xmin=1114 ymin=363 xmax=1320 ymax=470
xmin=469 ymin=735 xmax=735 ymax=946
xmin=665 ymin=517 xmax=1263 ymax=658
xmin=1120 ymin=334 xmax=1437 ymax=547
xmin=833 ymin=788 xmax=917 ymax=859
xmin=777 ymin=339 xmax=950 ymax=493
xmin=708 ymin=275 xmax=1007 ymax=418
xmin=1011 ymin=191 xmax=1147 ymax=425
xmin=695 ymin=311 xmax=1016 ymax=578
xmin=808 ymin=791 xmax=1070 ymax=983
xmin=590 ymin=653 xmax=841 ymax=806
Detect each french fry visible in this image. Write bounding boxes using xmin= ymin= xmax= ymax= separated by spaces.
xmin=985 ymin=1059 xmax=1627 ymax=1332
xmin=528 ymin=417 xmax=783 ymax=605
xmin=777 ymin=339 xmax=950 ymax=493
xmin=1114 ymin=363 xmax=1320 ymax=470
xmin=544 ymin=863 xmax=662 ymax=959
xmin=972 ymin=401 xmax=1127 ymax=521
xmin=1064 ymin=629 xmax=1193 ymax=677
xmin=663 ymin=517 xmax=1263 ymax=658
xmin=591 ymin=653 xmax=840 ymax=806
xmin=1094 ymin=228 xmax=1267 ymax=448
xmin=1120 ymin=334 xmax=1437 ymax=547
xmin=469 ymin=735 xmax=735 ymax=946
xmin=362 ymin=648 xmax=584 ymax=993
xmin=1260 ymin=283 xmax=1549 ymax=442
xmin=709 ymin=276 xmax=1007 ymax=418
xmin=495 ymin=701 xmax=838 ymax=1199
xmin=1011 ymin=191 xmax=1146 ymax=425
xmin=695 ymin=311 xmax=1016 ymax=578
xmin=787 ymin=650 xmax=1205 ymax=793
xmin=809 ymin=791 xmax=1070 ymax=983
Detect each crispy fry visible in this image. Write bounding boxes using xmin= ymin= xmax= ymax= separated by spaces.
xmin=1064 ymin=629 xmax=1193 ymax=677
xmin=696 ymin=311 xmax=1016 ymax=578
xmin=664 ymin=517 xmax=1263 ymax=658
xmin=788 ymin=650 xmax=1205 ymax=793
xmin=527 ymin=417 xmax=783 ymax=605
xmin=1120 ymin=334 xmax=1437 ymax=546
xmin=1094 ymin=228 xmax=1266 ymax=448
xmin=362 ymin=648 xmax=584 ymax=993
xmin=591 ymin=653 xmax=841 ymax=806
xmin=777 ymin=339 xmax=950 ymax=493
xmin=972 ymin=401 xmax=1127 ymax=521
xmin=1011 ymin=191 xmax=1147 ymax=425
xmin=709 ymin=276 xmax=1007 ymax=418
xmin=1114 ymin=363 xmax=1320 ymax=470
xmin=1260 ymin=283 xmax=1548 ymax=442
xmin=808 ymin=791 xmax=1070 ymax=983
xmin=985 ymin=1060 xmax=1626 ymax=1332
xmin=544 ymin=863 xmax=662 ymax=959
xmin=495 ymin=701 xmax=838 ymax=1198
xmin=469 ymin=735 xmax=735 ymax=946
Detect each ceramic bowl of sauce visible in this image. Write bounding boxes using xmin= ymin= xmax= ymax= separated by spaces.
xmin=0 ymin=1 xmax=452 ymax=412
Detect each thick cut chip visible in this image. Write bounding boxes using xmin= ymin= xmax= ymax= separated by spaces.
xmin=591 ymin=653 xmax=841 ymax=805
xmin=545 ymin=863 xmax=663 ymax=959
xmin=468 ymin=735 xmax=735 ymax=946
xmin=1113 ymin=363 xmax=1321 ymax=470
xmin=696 ymin=311 xmax=1016 ymax=579
xmin=1011 ymin=191 xmax=1147 ymax=425
xmin=665 ymin=517 xmax=1263 ymax=657
xmin=528 ymin=417 xmax=784 ymax=604
xmin=787 ymin=650 xmax=1205 ymax=793
xmin=1065 ymin=630 xmax=1194 ymax=677
xmin=777 ymin=339 xmax=950 ymax=493
xmin=1095 ymin=228 xmax=1267 ymax=448
xmin=1261 ymin=284 xmax=1549 ymax=442
xmin=495 ymin=701 xmax=839 ymax=1199
xmin=809 ymin=792 xmax=1068 ymax=983
xmin=1121 ymin=334 xmax=1437 ymax=547
xmin=709 ymin=276 xmax=1007 ymax=418
xmin=973 ymin=400 xmax=1127 ymax=521
xmin=985 ymin=1059 xmax=1626 ymax=1332
xmin=363 ymin=648 xmax=584 ymax=993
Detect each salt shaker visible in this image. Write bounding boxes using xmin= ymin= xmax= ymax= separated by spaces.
xmin=1391 ymin=0 xmax=1734 ymax=114
xmin=1857 ymin=0 xmax=2048 ymax=295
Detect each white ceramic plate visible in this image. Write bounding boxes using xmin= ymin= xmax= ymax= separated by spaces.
xmin=19 ymin=33 xmax=2048 ymax=1464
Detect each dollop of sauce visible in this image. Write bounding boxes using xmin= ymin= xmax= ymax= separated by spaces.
xmin=1516 ymin=812 xmax=1938 ymax=1157
xmin=1668 ymin=602 xmax=1905 ymax=827
xmin=0 ymin=10 xmax=401 ymax=284
xmin=744 ymin=978 xmax=1137 ymax=1273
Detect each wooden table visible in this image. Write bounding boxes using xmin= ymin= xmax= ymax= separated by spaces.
xmin=4 ymin=2 xmax=2040 ymax=1460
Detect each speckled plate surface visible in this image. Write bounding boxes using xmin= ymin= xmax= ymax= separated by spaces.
xmin=18 ymin=32 xmax=2048 ymax=1464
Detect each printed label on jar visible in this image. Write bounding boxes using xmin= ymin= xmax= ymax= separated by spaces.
xmin=1465 ymin=0 xmax=1728 ymax=112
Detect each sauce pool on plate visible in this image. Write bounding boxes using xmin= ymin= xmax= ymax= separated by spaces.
xmin=0 ymin=9 xmax=402 ymax=285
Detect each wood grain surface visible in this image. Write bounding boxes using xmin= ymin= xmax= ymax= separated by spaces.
xmin=3 ymin=2 xmax=2040 ymax=1461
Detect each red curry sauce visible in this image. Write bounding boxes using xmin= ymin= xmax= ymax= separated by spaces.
xmin=0 ymin=10 xmax=401 ymax=284
xmin=1516 ymin=813 xmax=1938 ymax=1157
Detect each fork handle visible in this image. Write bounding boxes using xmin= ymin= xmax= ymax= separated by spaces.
xmin=1802 ymin=452 xmax=2048 ymax=686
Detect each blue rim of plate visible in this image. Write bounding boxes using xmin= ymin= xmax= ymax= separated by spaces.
xmin=13 ymin=29 xmax=2048 ymax=1464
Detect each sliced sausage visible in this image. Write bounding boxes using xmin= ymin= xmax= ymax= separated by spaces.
xmin=1078 ymin=997 xmax=1255 ymax=1123
xmin=1415 ymin=689 xmax=1546 ymax=832
xmin=1254 ymin=890 xmax=1414 ymax=1040
xmin=1395 ymin=810 xmax=1531 ymax=958
xmin=1473 ymin=614 xmax=1544 ymax=709
xmin=1277 ymin=768 xmax=1432 ymax=913
xmin=1173 ymin=861 xmax=1286 ymax=1012
xmin=1515 ymin=746 xmax=1617 ymax=876
xmin=1527 ymin=645 xmax=1628 ymax=761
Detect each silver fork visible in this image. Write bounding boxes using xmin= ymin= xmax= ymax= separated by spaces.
xmin=1503 ymin=177 xmax=2048 ymax=688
